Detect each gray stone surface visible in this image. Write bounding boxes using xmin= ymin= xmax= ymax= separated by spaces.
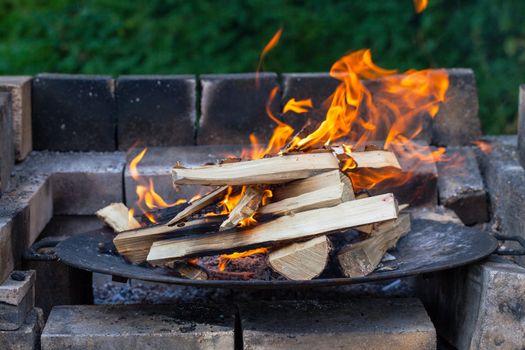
xmin=41 ymin=304 xmax=235 ymax=350
xmin=432 ymin=68 xmax=482 ymax=146
xmin=197 ymin=73 xmax=280 ymax=145
xmin=0 ymin=219 xmax=14 ymax=284
xmin=437 ymin=146 xmax=488 ymax=225
xmin=0 ymin=93 xmax=14 ymax=197
xmin=0 ymin=76 xmax=32 ymax=161
xmin=39 ymin=215 xmax=103 ymax=239
xmin=418 ymin=257 xmax=525 ymax=350
xmin=0 ymin=308 xmax=44 ymax=350
xmin=124 ymin=145 xmax=243 ymax=211
xmin=0 ymin=285 xmax=34 ymax=331
xmin=519 ymin=85 xmax=525 ymax=168
xmin=117 ymin=75 xmax=197 ymax=150
xmin=0 ymin=270 xmax=35 ymax=306
xmin=239 ymin=299 xmax=436 ymax=350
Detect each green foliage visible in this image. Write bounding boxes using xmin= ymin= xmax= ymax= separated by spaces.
xmin=0 ymin=0 xmax=523 ymax=133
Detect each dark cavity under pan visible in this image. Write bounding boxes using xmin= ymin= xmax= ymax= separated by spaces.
xmin=55 ymin=219 xmax=498 ymax=288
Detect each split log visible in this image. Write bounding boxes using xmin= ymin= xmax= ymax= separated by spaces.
xmin=337 ymin=213 xmax=411 ymax=278
xmin=96 ymin=203 xmax=140 ymax=232
xmin=166 ymin=186 xmax=228 ymax=226
xmin=220 ymin=186 xmax=265 ymax=231
xmin=113 ymin=216 xmax=224 ymax=263
xmin=172 ymin=153 xmax=340 ymax=186
xmin=147 ymin=193 xmax=398 ymax=264
xmin=268 ymin=235 xmax=331 ymax=280
xmin=348 ymin=150 xmax=401 ymax=169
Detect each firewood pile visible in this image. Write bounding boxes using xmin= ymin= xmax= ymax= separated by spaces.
xmin=97 ymin=147 xmax=412 ymax=281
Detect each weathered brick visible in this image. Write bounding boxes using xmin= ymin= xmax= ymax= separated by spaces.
xmin=518 ymin=85 xmax=525 ymax=168
xmin=418 ymin=257 xmax=525 ymax=349
xmin=117 ymin=75 xmax=197 ymax=150
xmin=0 ymin=270 xmax=35 ymax=306
xmin=32 ymin=74 xmax=116 ymax=151
xmin=0 ymin=284 xmax=34 ymax=331
xmin=0 ymin=76 xmax=32 ymax=161
xmin=0 ymin=93 xmax=14 ymax=196
xmin=437 ymin=146 xmax=488 ymax=225
xmin=124 ymin=145 xmax=243 ymax=211
xmin=197 ymin=73 xmax=280 ymax=144
xmin=239 ymin=299 xmax=435 ymax=350
xmin=432 ymin=68 xmax=482 ymax=146
xmin=0 ymin=308 xmax=44 ymax=350
xmin=41 ymin=304 xmax=236 ymax=350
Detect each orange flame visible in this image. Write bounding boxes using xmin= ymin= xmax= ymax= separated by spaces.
xmin=283 ymin=98 xmax=313 ymax=114
xmin=218 ymin=247 xmax=269 ymax=271
xmin=256 ymin=28 xmax=283 ymax=88
xmin=413 ymin=0 xmax=429 ymax=14
xmin=472 ymin=140 xmax=493 ymax=154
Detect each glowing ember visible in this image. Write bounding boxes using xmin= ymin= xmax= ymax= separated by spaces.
xmin=218 ymin=247 xmax=269 ymax=271
xmin=472 ymin=140 xmax=493 ymax=154
xmin=413 ymin=0 xmax=429 ymax=14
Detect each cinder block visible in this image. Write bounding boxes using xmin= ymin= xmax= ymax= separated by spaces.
xmin=418 ymin=257 xmax=525 ymax=349
xmin=239 ymin=299 xmax=436 ymax=350
xmin=41 ymin=304 xmax=236 ymax=350
xmin=124 ymin=145 xmax=243 ymax=211
xmin=197 ymin=73 xmax=280 ymax=145
xmin=518 ymin=85 xmax=525 ymax=168
xmin=0 ymin=93 xmax=14 ymax=196
xmin=432 ymin=69 xmax=482 ymax=146
xmin=38 ymin=215 xmax=103 ymax=239
xmin=117 ymin=75 xmax=197 ymax=150
xmin=0 ymin=219 xmax=14 ymax=284
xmin=437 ymin=146 xmax=488 ymax=225
xmin=0 ymin=77 xmax=32 ymax=161
xmin=0 ymin=284 xmax=34 ymax=330
xmin=0 ymin=308 xmax=44 ymax=350
xmin=32 ymin=74 xmax=116 ymax=151
xmin=0 ymin=270 xmax=35 ymax=306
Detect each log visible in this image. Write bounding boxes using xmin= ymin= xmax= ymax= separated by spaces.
xmin=113 ymin=216 xmax=224 ymax=263
xmin=348 ymin=150 xmax=401 ymax=169
xmin=268 ymin=235 xmax=331 ymax=280
xmin=337 ymin=213 xmax=411 ymax=278
xmin=172 ymin=153 xmax=340 ymax=186
xmin=270 ymin=170 xmax=348 ymax=201
xmin=96 ymin=203 xmax=140 ymax=232
xmin=147 ymin=193 xmax=399 ymax=264
xmin=166 ymin=186 xmax=228 ymax=226
xmin=220 ymin=186 xmax=265 ymax=231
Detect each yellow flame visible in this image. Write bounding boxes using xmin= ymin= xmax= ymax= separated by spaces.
xmin=413 ymin=0 xmax=429 ymax=14
xmin=218 ymin=248 xmax=269 ymax=271
xmin=283 ymin=98 xmax=313 ymax=114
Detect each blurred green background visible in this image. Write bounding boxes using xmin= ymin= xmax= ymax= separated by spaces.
xmin=0 ymin=0 xmax=523 ymax=134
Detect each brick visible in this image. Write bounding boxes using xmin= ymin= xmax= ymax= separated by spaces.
xmin=41 ymin=304 xmax=235 ymax=350
xmin=239 ymin=299 xmax=435 ymax=350
xmin=32 ymin=74 xmax=116 ymax=151
xmin=197 ymin=73 xmax=280 ymax=144
xmin=0 ymin=308 xmax=44 ymax=350
xmin=0 ymin=93 xmax=14 ymax=196
xmin=418 ymin=257 xmax=525 ymax=349
xmin=124 ymin=145 xmax=243 ymax=211
xmin=0 ymin=76 xmax=32 ymax=161
xmin=0 ymin=284 xmax=34 ymax=330
xmin=437 ymin=146 xmax=488 ymax=225
xmin=117 ymin=75 xmax=197 ymax=150
xmin=432 ymin=68 xmax=482 ymax=146
xmin=518 ymin=85 xmax=525 ymax=168
xmin=0 ymin=270 xmax=35 ymax=306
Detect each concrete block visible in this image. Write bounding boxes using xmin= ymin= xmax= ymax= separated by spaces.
xmin=0 ymin=270 xmax=35 ymax=306
xmin=117 ymin=75 xmax=197 ymax=150
xmin=124 ymin=145 xmax=243 ymax=211
xmin=437 ymin=146 xmax=488 ymax=225
xmin=32 ymin=74 xmax=116 ymax=151
xmin=0 ymin=284 xmax=34 ymax=330
xmin=238 ymin=299 xmax=436 ymax=350
xmin=41 ymin=304 xmax=236 ymax=350
xmin=198 ymin=73 xmax=280 ymax=144
xmin=39 ymin=215 xmax=103 ymax=239
xmin=418 ymin=257 xmax=525 ymax=349
xmin=0 ymin=219 xmax=14 ymax=284
xmin=518 ymin=85 xmax=525 ymax=168
xmin=0 ymin=93 xmax=14 ymax=196
xmin=0 ymin=308 xmax=44 ymax=350
xmin=432 ymin=68 xmax=482 ymax=146
xmin=0 ymin=76 xmax=32 ymax=161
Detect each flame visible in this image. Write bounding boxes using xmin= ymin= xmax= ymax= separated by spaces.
xmin=218 ymin=247 xmax=269 ymax=271
xmin=472 ymin=140 xmax=493 ymax=154
xmin=129 ymin=148 xmax=189 ymax=224
xmin=256 ymin=28 xmax=283 ymax=88
xmin=413 ymin=0 xmax=429 ymax=14
xmin=283 ymin=98 xmax=313 ymax=114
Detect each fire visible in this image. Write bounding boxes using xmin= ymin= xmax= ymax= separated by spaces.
xmin=413 ymin=0 xmax=429 ymax=14
xmin=256 ymin=28 xmax=283 ymax=88
xmin=472 ymin=140 xmax=493 ymax=154
xmin=283 ymin=98 xmax=313 ymax=114
xmin=218 ymin=247 xmax=268 ymax=271
xmin=129 ymin=148 xmax=189 ymax=224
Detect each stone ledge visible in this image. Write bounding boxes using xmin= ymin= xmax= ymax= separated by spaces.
xmin=0 ymin=307 xmax=44 ymax=350
xmin=0 ymin=270 xmax=35 ymax=306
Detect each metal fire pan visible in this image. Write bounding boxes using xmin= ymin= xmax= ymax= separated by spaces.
xmin=55 ymin=219 xmax=498 ymax=289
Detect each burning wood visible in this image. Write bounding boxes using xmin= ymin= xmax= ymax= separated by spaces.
xmin=96 ymin=203 xmax=140 ymax=232
xmin=220 ymin=186 xmax=266 ymax=231
xmin=166 ymin=186 xmax=228 ymax=226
